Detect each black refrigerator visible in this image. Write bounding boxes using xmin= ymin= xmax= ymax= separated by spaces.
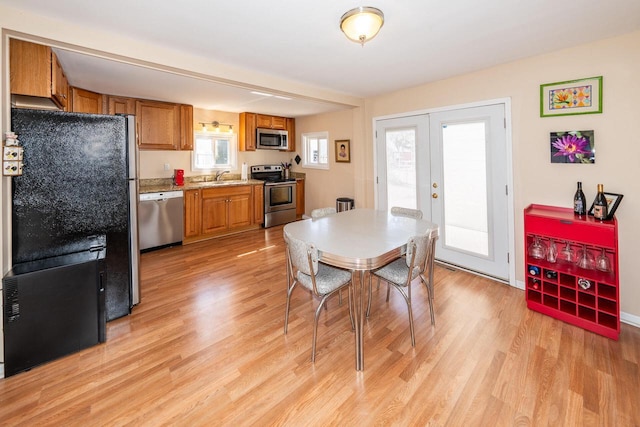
xmin=3 ymin=109 xmax=140 ymax=375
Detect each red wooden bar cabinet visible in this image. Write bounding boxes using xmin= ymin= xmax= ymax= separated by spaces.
xmin=524 ymin=204 xmax=619 ymax=339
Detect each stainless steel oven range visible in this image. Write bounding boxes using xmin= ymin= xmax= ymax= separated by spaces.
xmin=251 ymin=164 xmax=297 ymax=228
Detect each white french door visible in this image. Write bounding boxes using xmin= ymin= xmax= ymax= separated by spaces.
xmin=375 ymin=103 xmax=510 ymax=281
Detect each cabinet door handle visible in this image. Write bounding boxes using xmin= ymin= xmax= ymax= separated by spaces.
xmin=560 ymin=219 xmax=573 ymax=225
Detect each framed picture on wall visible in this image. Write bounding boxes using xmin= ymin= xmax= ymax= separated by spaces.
xmin=335 ymin=140 xmax=351 ymax=163
xmin=588 ymin=192 xmax=623 ymax=220
xmin=540 ymin=76 xmax=603 ymax=117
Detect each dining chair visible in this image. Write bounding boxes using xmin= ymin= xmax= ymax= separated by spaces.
xmin=372 ymin=206 xmax=425 ymax=292
xmin=366 ymin=227 xmax=438 ymax=346
xmin=283 ymin=230 xmax=354 ymax=362
xmin=390 ymin=206 xmax=423 ymax=219
xmin=311 ymin=207 xmax=337 ymax=219
xmin=310 ymin=206 xmax=347 ymax=305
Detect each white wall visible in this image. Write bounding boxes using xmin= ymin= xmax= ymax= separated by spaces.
xmin=359 ymin=31 xmax=640 ymax=321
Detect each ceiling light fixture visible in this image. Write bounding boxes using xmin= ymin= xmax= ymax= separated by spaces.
xmin=200 ymin=121 xmax=234 ymax=134
xmin=340 ymin=6 xmax=384 ymax=46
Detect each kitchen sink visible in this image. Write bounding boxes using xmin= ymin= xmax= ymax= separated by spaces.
xmin=189 ymin=180 xmax=250 ymax=188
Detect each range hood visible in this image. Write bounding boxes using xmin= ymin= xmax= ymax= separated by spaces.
xmin=11 ymin=94 xmax=62 ymax=111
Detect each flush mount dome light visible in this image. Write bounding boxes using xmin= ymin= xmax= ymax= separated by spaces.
xmin=340 ymin=6 xmax=384 ymax=46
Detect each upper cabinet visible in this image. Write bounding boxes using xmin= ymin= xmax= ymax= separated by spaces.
xmin=286 ymin=117 xmax=296 ymax=152
xmin=108 ymin=96 xmax=136 ymax=115
xmin=240 ymin=112 xmax=295 ymax=152
xmin=136 ymin=100 xmax=181 ymax=150
xmin=257 ymin=114 xmax=286 ymax=130
xmin=70 ymin=87 xmax=104 ymax=114
xmin=239 ymin=112 xmax=257 ymax=151
xmin=10 ymin=39 xmax=69 ymax=110
xmin=180 ymin=104 xmax=194 ymax=150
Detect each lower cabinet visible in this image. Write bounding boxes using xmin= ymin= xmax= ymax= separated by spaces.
xmin=184 ymin=189 xmax=201 ymax=238
xmin=254 ymin=184 xmax=264 ymax=225
xmin=296 ymin=179 xmax=305 ymax=219
xmin=184 ymin=184 xmax=261 ymax=243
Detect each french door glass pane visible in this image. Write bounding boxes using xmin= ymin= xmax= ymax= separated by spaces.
xmin=442 ymin=122 xmax=489 ymax=256
xmin=386 ymin=128 xmax=417 ymax=209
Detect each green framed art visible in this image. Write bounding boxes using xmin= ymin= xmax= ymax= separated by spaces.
xmin=540 ymin=76 xmax=603 ymax=117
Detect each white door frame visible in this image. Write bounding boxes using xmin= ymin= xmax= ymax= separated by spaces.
xmin=372 ymin=98 xmax=516 ymax=288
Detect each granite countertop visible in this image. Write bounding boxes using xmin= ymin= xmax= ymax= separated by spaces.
xmin=139 ymin=179 xmax=264 ymax=194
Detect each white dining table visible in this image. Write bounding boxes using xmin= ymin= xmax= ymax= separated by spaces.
xmin=283 ymin=208 xmax=438 ymax=371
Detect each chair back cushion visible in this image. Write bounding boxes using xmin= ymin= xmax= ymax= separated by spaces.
xmin=391 ymin=206 xmax=423 ymax=219
xmin=284 ymin=230 xmax=318 ymax=275
xmin=311 ymin=207 xmax=337 ymax=219
xmin=405 ymin=233 xmax=431 ymax=273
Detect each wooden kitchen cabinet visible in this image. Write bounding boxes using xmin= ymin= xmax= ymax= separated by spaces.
xmin=10 ymin=39 xmax=69 ymax=110
xmin=184 ymin=189 xmax=201 ymax=238
xmin=52 ymin=52 xmax=69 ymax=110
xmin=286 ymin=117 xmax=296 ymax=152
xmin=180 ymin=104 xmax=194 ymax=150
xmin=296 ymin=179 xmax=305 ymax=219
xmin=201 ymin=186 xmax=252 ymax=235
xmin=239 ymin=112 xmax=257 ymax=151
xmin=108 ymin=96 xmax=135 ymax=115
xmin=254 ymin=184 xmax=264 ymax=225
xmin=257 ymin=114 xmax=286 ymax=130
xmin=136 ymin=99 xmax=181 ymax=150
xmin=70 ymin=87 xmax=104 ymax=114
xmin=240 ymin=112 xmax=295 ymax=152
xmin=185 ymin=184 xmax=259 ymax=243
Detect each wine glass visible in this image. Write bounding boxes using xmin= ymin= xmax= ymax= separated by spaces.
xmin=559 ymin=241 xmax=575 ymax=263
xmin=596 ymin=248 xmax=612 ymax=272
xmin=576 ymin=245 xmax=595 ymax=270
xmin=546 ymin=238 xmax=558 ymax=263
xmin=528 ymin=236 xmax=547 ymax=259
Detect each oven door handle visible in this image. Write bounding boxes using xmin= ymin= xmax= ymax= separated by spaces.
xmin=265 ymin=182 xmax=295 ymax=187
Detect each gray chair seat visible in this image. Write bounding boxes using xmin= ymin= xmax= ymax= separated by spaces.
xmin=296 ymin=263 xmax=352 ymax=295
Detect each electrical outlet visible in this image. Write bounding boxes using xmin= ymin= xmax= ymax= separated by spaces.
xmin=164 ymin=163 xmax=170 ymax=171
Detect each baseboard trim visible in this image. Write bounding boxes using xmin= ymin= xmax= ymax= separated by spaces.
xmin=621 ymin=311 xmax=640 ymax=328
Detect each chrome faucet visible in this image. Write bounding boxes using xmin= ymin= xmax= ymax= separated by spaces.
xmin=215 ymin=170 xmax=230 ymax=181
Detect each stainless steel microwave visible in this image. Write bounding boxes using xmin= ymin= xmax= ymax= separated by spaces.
xmin=257 ymin=128 xmax=288 ymax=150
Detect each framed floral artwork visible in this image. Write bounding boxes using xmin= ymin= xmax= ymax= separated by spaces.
xmin=335 ymin=139 xmax=350 ymax=163
xmin=550 ymin=130 xmax=594 ymax=164
xmin=540 ymin=76 xmax=602 ymax=117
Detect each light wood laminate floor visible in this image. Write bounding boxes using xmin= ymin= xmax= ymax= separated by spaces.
xmin=0 ymin=226 xmax=639 ymax=425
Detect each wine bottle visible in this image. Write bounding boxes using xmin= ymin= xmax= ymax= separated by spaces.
xmin=573 ymin=181 xmax=586 ymax=216
xmin=593 ymin=183 xmax=608 ymax=220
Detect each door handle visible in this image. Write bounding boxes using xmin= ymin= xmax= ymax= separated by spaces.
xmin=432 ymin=183 xmax=438 ymax=188
xmin=432 ymin=193 xmax=438 ymax=199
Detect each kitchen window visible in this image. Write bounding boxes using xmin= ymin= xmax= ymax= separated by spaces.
xmin=192 ymin=132 xmax=237 ymax=171
xmin=302 ymin=131 xmax=329 ymax=170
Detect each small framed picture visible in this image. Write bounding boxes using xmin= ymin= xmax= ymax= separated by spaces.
xmin=335 ymin=139 xmax=351 ymax=163
xmin=550 ymin=130 xmax=594 ymax=164
xmin=540 ymin=76 xmax=603 ymax=117
xmin=588 ymin=192 xmax=623 ymax=220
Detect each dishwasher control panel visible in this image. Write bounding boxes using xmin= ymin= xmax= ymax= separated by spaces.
xmin=139 ymin=191 xmax=183 ymax=202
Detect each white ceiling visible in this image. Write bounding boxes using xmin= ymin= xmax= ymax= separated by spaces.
xmin=4 ymin=0 xmax=640 ymax=117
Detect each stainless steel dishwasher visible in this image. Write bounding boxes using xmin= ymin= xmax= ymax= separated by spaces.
xmin=138 ymin=191 xmax=184 ymax=251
